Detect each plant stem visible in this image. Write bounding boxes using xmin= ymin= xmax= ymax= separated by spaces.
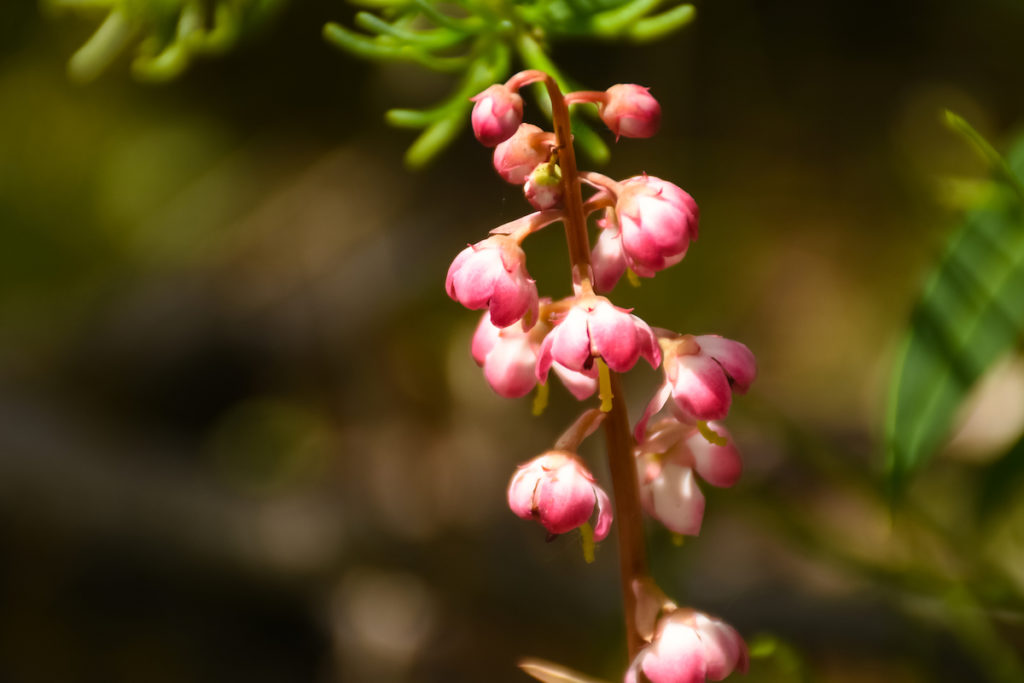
xmin=539 ymin=73 xmax=650 ymax=661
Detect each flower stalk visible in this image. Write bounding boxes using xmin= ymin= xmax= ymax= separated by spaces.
xmin=450 ymin=69 xmax=754 ymax=681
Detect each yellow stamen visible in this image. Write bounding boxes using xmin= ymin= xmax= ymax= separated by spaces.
xmin=597 ymin=359 xmax=613 ymax=412
xmin=580 ymin=522 xmax=596 ymax=563
xmin=626 ymin=268 xmax=642 ymax=288
xmin=696 ymin=420 xmax=728 ymax=446
xmin=532 ymin=381 xmax=550 ymax=416
xmin=671 ymin=533 xmax=685 ymax=547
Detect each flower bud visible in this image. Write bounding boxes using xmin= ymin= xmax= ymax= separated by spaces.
xmin=536 ymin=295 xmax=661 ymax=381
xmin=524 ymin=161 xmax=563 ymax=210
xmin=600 ymin=84 xmax=661 ymax=139
xmin=493 ymin=123 xmax=556 ymax=184
xmin=614 ymin=175 xmax=699 ymax=277
xmin=470 ymin=84 xmax=524 ymax=147
xmin=507 ymin=451 xmax=613 ymax=540
xmin=446 ymin=235 xmax=538 ymax=329
xmin=625 ymin=609 xmax=748 ymax=683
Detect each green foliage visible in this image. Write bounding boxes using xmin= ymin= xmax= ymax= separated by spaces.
xmin=46 ymin=0 xmax=285 ymax=83
xmin=323 ymin=0 xmax=695 ymax=167
xmin=885 ymin=113 xmax=1024 ymax=497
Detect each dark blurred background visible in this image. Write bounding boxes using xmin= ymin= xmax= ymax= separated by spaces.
xmin=3 ymin=1 xmax=1024 ymax=681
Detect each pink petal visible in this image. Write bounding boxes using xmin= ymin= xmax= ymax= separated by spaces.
xmin=548 ymin=307 xmax=594 ymax=372
xmin=483 ymin=334 xmax=539 ymax=398
xmin=507 ymin=466 xmax=540 ymax=521
xmin=620 ymin=215 xmax=667 ymax=271
xmin=551 ymin=362 xmax=598 ymax=400
xmin=445 ymin=246 xmax=473 ymax=299
xmin=695 ymin=615 xmax=746 ymax=680
xmin=451 ymin=248 xmax=503 ymax=310
xmin=636 ymin=316 xmax=662 ymax=369
xmin=670 ymin=353 xmax=732 ymax=421
xmin=589 ymin=301 xmax=641 ymax=372
xmin=647 ymin=463 xmax=705 ymax=536
xmin=534 ymin=460 xmax=597 ymax=535
xmin=685 ymin=423 xmax=742 ymax=488
xmin=536 ymin=332 xmax=556 ymax=383
xmin=695 ymin=335 xmax=756 ymax=392
xmin=487 ymin=269 xmax=537 ymax=328
xmin=592 ymin=484 xmax=613 ymax=541
xmin=591 ymin=226 xmax=628 ymax=293
xmin=471 ymin=312 xmax=500 ymax=366
xmin=643 ymin=621 xmax=708 ymax=683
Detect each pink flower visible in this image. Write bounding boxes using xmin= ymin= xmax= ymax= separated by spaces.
xmin=471 ymin=311 xmax=597 ymax=400
xmin=446 ymin=235 xmax=539 ymax=329
xmin=470 ymin=84 xmax=523 ymax=147
xmin=536 ymin=295 xmax=661 ymax=381
xmin=590 ymin=219 xmax=628 ymax=292
xmin=493 ymin=124 xmax=556 ymax=184
xmin=625 ymin=609 xmax=748 ymax=683
xmin=508 ymin=451 xmax=613 ymax=539
xmin=637 ymin=335 xmax=755 ymax=436
xmin=664 ymin=335 xmax=756 ymax=422
xmin=600 ymin=84 xmax=661 ymax=139
xmin=615 ymin=175 xmax=699 ymax=276
xmin=635 ymin=419 xmax=742 ymax=536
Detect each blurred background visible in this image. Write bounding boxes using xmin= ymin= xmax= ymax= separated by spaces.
xmin=3 ymin=0 xmax=1024 ymax=681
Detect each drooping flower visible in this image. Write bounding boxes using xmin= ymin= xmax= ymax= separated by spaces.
xmin=536 ymin=295 xmax=660 ymax=381
xmin=637 ymin=334 xmax=756 ymax=438
xmin=600 ymin=84 xmax=661 ymax=139
xmin=635 ymin=418 xmax=742 ymax=536
xmin=590 ymin=217 xmax=628 ymax=293
xmin=446 ymin=235 xmax=538 ymax=329
xmin=616 ymin=175 xmax=699 ymax=274
xmin=471 ymin=311 xmax=597 ymax=400
xmin=470 ymin=84 xmax=524 ymax=147
xmin=507 ymin=451 xmax=613 ymax=540
xmin=625 ymin=608 xmax=749 ymax=683
xmin=663 ymin=334 xmax=756 ymax=422
xmin=493 ymin=123 xmax=556 ymax=184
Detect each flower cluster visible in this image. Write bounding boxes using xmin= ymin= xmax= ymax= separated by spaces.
xmin=446 ymin=70 xmax=756 ymax=682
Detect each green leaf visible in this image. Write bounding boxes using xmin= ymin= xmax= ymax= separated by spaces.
xmin=627 ymin=4 xmax=695 ymax=42
xmin=885 ymin=118 xmax=1024 ymax=497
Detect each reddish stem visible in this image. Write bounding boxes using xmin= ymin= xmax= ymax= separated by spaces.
xmin=538 ymin=73 xmax=650 ymax=662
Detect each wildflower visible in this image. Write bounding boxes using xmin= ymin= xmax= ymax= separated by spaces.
xmin=637 ymin=335 xmax=755 ymax=437
xmin=536 ymin=295 xmax=660 ymax=381
xmin=470 ymin=84 xmax=523 ymax=147
xmin=446 ymin=235 xmax=538 ymax=329
xmin=508 ymin=451 xmax=613 ymax=539
xmin=625 ymin=609 xmax=749 ymax=683
xmin=493 ymin=123 xmax=556 ymax=184
xmin=635 ymin=419 xmax=742 ymax=536
xmin=614 ymin=175 xmax=699 ymax=276
xmin=472 ymin=311 xmax=597 ymax=399
xmin=600 ymin=84 xmax=661 ymax=139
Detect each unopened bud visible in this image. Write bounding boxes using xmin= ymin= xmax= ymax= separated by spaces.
xmin=600 ymin=84 xmax=661 ymax=139
xmin=524 ymin=162 xmax=563 ymax=209
xmin=470 ymin=84 xmax=524 ymax=147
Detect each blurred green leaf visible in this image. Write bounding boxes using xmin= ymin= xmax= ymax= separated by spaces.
xmin=885 ymin=115 xmax=1024 ymax=497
